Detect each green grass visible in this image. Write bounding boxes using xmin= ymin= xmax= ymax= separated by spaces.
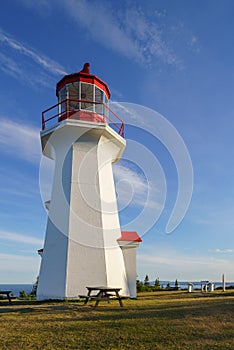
xmin=0 ymin=291 xmax=234 ymax=349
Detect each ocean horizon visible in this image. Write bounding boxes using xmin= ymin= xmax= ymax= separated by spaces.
xmin=1 ymin=281 xmax=234 ymax=297
xmin=150 ymin=280 xmax=234 ymax=289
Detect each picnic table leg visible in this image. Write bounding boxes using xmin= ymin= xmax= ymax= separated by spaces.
xmin=94 ymin=299 xmax=100 ymax=308
xmin=7 ymin=293 xmax=12 ymax=305
xmin=115 ymin=291 xmax=123 ymax=307
xmin=93 ymin=291 xmax=103 ymax=308
xmin=84 ymin=290 xmax=91 ymax=305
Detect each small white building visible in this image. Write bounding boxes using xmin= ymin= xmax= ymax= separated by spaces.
xmin=188 ymin=283 xmax=193 ymax=293
xmin=37 ymin=63 xmax=141 ymax=300
xmin=117 ymin=231 xmax=142 ymax=298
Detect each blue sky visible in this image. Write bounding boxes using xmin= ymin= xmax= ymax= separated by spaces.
xmin=0 ymin=0 xmax=234 ymax=284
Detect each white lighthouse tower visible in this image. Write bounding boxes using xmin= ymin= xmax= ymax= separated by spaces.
xmin=37 ymin=63 xmax=141 ymax=300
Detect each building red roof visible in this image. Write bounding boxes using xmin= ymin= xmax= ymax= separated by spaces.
xmin=56 ymin=63 xmax=111 ymax=99
xmin=117 ymin=231 xmax=142 ymax=243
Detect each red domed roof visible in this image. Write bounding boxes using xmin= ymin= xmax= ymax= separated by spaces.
xmin=56 ymin=63 xmax=111 ymax=99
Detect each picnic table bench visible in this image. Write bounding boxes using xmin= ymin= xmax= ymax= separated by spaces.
xmin=0 ymin=291 xmax=12 ymax=305
xmin=79 ymin=286 xmax=124 ymax=308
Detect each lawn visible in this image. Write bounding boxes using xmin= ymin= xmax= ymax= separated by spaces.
xmin=0 ymin=291 xmax=233 ymax=349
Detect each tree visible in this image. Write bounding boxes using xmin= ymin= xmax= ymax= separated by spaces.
xmin=31 ymin=276 xmax=39 ymax=296
xmin=136 ymin=280 xmax=144 ymax=292
xmin=166 ymin=282 xmax=171 ymax=290
xmin=154 ymin=277 xmax=160 ymax=289
xmin=19 ymin=290 xmax=28 ymax=299
xmin=175 ymin=279 xmax=179 ymax=288
xmin=144 ymin=274 xmax=150 ymax=286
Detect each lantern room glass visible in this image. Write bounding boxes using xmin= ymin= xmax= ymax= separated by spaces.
xmin=95 ymin=86 xmax=104 ymax=115
xmin=58 ymin=82 xmax=108 ymax=117
xmin=68 ymin=83 xmax=79 ymax=110
xmin=58 ymin=86 xmax=67 ymax=115
xmin=81 ymin=83 xmax=93 ymax=111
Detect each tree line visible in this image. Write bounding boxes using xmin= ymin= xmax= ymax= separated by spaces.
xmin=137 ymin=275 xmax=179 ymax=292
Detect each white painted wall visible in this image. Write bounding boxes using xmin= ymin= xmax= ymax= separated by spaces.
xmin=37 ymin=120 xmax=129 ymax=300
xmin=119 ymin=242 xmax=140 ymax=298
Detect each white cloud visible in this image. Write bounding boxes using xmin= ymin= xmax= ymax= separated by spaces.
xmin=113 ymin=163 xmax=162 ymax=210
xmin=61 ymin=0 xmax=181 ymax=67
xmin=0 ymin=117 xmax=41 ymax=163
xmin=16 ymin=0 xmax=51 ymax=16
xmin=110 ymin=101 xmax=149 ymax=128
xmin=189 ymin=35 xmax=200 ymax=53
xmin=0 ymin=253 xmax=40 ymax=284
xmin=209 ymin=248 xmax=234 ymax=253
xmin=0 ymin=230 xmax=43 ymax=245
xmin=114 ymin=164 xmax=148 ymax=194
xmin=0 ymin=28 xmax=67 ymax=87
xmin=0 ymin=29 xmax=67 ymax=76
xmin=137 ymin=246 xmax=234 ymax=281
xmin=0 ymin=52 xmax=23 ymax=76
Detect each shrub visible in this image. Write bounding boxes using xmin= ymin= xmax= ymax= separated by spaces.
xmin=19 ymin=290 xmax=28 ymax=299
xmin=136 ymin=280 xmax=144 ymax=292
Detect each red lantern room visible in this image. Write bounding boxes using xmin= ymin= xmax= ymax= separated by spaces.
xmin=42 ymin=63 xmax=124 ymax=137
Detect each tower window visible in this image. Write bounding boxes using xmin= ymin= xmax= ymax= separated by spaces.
xmin=95 ymin=87 xmax=104 ymax=115
xmin=68 ymin=83 xmax=79 ymax=110
xmin=58 ymin=86 xmax=67 ymax=115
xmin=81 ymin=83 xmax=93 ymax=111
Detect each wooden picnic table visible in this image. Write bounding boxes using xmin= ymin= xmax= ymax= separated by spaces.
xmin=0 ymin=291 xmax=12 ymax=305
xmin=79 ymin=286 xmax=124 ymax=308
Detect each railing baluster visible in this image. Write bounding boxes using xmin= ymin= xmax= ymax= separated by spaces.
xmin=66 ymin=99 xmax=69 ymax=120
xmin=42 ymin=112 xmax=45 ymax=130
xmin=42 ymin=99 xmax=124 ymax=138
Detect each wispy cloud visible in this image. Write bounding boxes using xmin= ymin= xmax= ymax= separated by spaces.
xmin=209 ymin=249 xmax=234 ymax=254
xmin=113 ymin=162 xmax=163 ymax=210
xmin=0 ymin=230 xmax=43 ymax=245
xmin=61 ymin=0 xmax=181 ymax=68
xmin=0 ymin=117 xmax=41 ymax=163
xmin=0 ymin=30 xmax=66 ymax=75
xmin=138 ymin=246 xmax=234 ymax=280
xmin=15 ymin=0 xmax=51 ymax=16
xmin=189 ymin=35 xmax=200 ymax=53
xmin=0 ymin=253 xmax=40 ymax=283
xmin=114 ymin=163 xmax=148 ymax=194
xmin=0 ymin=28 xmax=67 ymax=87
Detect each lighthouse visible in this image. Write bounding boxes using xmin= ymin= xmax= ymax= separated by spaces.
xmin=37 ymin=63 xmax=141 ymax=301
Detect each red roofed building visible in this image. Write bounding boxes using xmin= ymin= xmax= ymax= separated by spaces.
xmin=117 ymin=231 xmax=142 ymax=297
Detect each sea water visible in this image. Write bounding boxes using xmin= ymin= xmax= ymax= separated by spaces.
xmin=151 ymin=281 xmax=234 ymax=289
xmin=0 ymin=284 xmax=32 ymax=297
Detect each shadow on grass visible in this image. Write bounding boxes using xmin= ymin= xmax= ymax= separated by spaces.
xmin=0 ymin=292 xmax=233 ymax=320
xmin=53 ymin=300 xmax=234 ymax=323
xmin=0 ymin=299 xmax=92 ymax=315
